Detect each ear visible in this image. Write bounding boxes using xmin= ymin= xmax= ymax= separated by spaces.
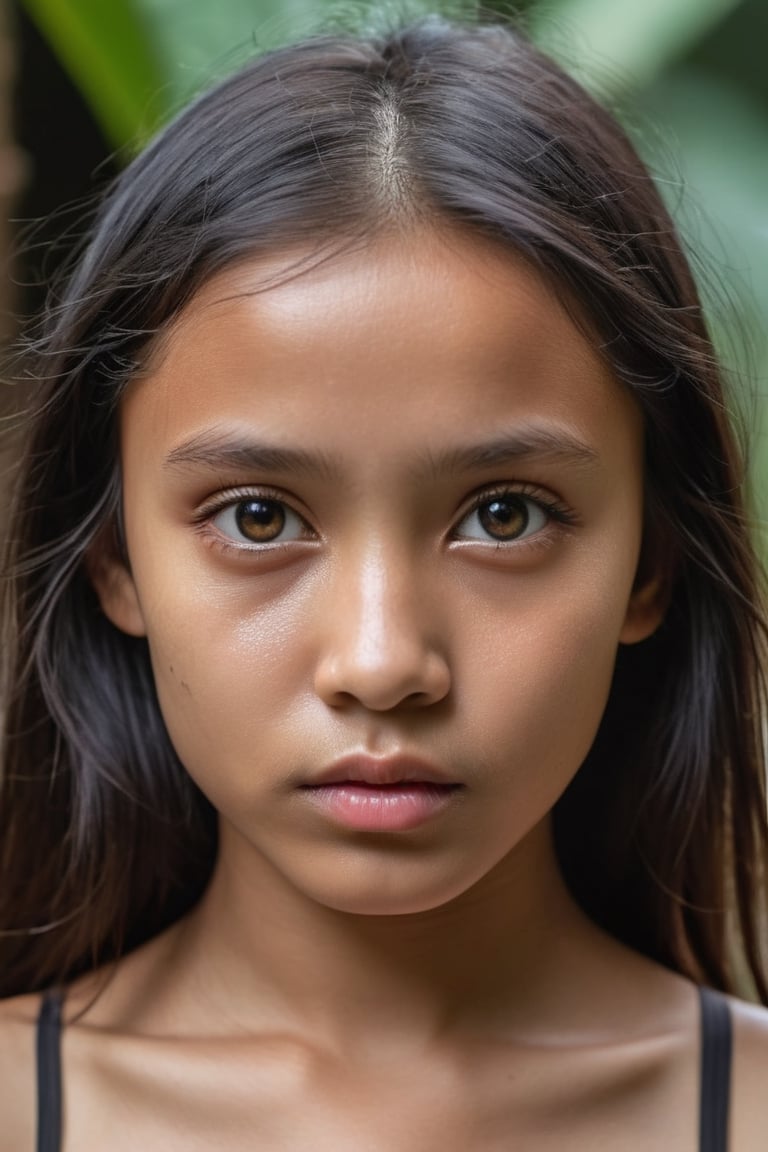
xmin=619 ymin=533 xmax=671 ymax=645
xmin=618 ymin=574 xmax=668 ymax=645
xmin=86 ymin=526 xmax=147 ymax=637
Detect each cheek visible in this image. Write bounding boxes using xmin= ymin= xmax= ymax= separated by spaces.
xmin=139 ymin=570 xmax=320 ymax=783
xmin=501 ymin=604 xmax=617 ymax=753
xmin=458 ymin=556 xmax=634 ymax=803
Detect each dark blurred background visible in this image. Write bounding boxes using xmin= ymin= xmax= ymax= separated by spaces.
xmin=4 ymin=0 xmax=768 ymax=512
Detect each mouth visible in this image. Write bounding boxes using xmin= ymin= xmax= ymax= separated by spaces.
xmin=302 ymin=753 xmax=461 ymax=788
xmin=299 ymin=755 xmax=463 ymax=832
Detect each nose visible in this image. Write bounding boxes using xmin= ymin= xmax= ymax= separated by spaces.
xmin=313 ymin=547 xmax=451 ymax=712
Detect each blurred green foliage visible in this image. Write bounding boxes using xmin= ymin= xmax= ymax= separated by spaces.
xmin=21 ymin=0 xmax=165 ymax=147
xmin=20 ymin=0 xmax=768 ymax=518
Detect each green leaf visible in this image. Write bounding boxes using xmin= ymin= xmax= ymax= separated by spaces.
xmin=530 ymin=0 xmax=746 ymax=94
xmin=20 ymin=0 xmax=169 ymax=151
xmin=635 ymin=70 xmax=768 ymax=524
xmin=134 ymin=0 xmax=450 ymax=105
xmin=134 ymin=0 xmax=322 ymax=102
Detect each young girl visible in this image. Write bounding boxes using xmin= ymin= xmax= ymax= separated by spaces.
xmin=1 ymin=13 xmax=767 ymax=1151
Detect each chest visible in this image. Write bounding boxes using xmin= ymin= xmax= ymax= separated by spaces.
xmin=60 ymin=1032 xmax=699 ymax=1152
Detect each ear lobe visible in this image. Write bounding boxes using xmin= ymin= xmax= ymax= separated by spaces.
xmin=86 ymin=536 xmax=146 ymax=637
xmin=619 ymin=574 xmax=668 ymax=645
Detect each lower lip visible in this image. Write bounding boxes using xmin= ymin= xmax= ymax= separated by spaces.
xmin=300 ymin=783 xmax=461 ymax=832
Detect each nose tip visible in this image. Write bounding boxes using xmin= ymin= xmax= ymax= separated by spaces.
xmin=314 ymin=646 xmax=451 ymax=712
xmin=313 ymin=558 xmax=451 ymax=712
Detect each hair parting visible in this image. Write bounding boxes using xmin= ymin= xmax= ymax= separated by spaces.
xmin=1 ymin=13 xmax=767 ymax=999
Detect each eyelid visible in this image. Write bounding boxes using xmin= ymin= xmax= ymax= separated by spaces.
xmin=193 ymin=485 xmax=316 ymax=549
xmin=190 ymin=481 xmax=578 ymax=552
xmin=196 ymin=484 xmax=299 ymax=515
xmin=451 ymin=483 xmax=578 ymax=543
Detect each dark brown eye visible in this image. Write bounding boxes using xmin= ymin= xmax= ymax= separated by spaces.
xmin=212 ymin=498 xmax=306 ymax=546
xmin=478 ymin=497 xmax=528 ymax=539
xmin=235 ymin=499 xmax=286 ymax=542
xmin=456 ymin=494 xmax=547 ymax=542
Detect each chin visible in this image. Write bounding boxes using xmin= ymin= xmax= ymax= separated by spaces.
xmin=295 ymin=864 xmax=488 ymax=919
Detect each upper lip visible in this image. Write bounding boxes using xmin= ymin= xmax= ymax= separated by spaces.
xmin=304 ymin=754 xmax=461 ymax=787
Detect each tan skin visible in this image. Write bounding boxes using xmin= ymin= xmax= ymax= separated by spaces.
xmin=1 ymin=229 xmax=768 ymax=1149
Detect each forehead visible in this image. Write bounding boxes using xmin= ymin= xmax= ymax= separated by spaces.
xmin=124 ymin=229 xmax=642 ymax=466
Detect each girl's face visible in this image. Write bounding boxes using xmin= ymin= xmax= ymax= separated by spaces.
xmin=96 ymin=230 xmax=663 ymax=915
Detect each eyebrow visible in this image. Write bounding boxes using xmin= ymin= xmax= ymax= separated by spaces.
xmin=418 ymin=427 xmax=600 ymax=477
xmin=163 ymin=425 xmax=600 ymax=479
xmin=164 ymin=430 xmax=338 ymax=480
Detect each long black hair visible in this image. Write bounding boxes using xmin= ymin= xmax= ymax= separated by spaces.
xmin=2 ymin=13 xmax=766 ymax=998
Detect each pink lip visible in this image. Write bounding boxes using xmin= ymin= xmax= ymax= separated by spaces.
xmin=304 ymin=754 xmax=460 ymax=788
xmin=299 ymin=755 xmax=463 ymax=832
xmin=300 ymin=782 xmax=461 ymax=832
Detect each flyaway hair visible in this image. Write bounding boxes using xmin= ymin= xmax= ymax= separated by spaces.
xmin=1 ymin=14 xmax=767 ymax=998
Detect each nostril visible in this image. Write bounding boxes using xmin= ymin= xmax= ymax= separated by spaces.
xmin=406 ymin=690 xmax=444 ymax=707
xmin=314 ymin=650 xmax=451 ymax=712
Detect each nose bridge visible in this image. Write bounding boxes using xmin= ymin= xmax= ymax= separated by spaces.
xmin=352 ymin=539 xmax=411 ymax=660
xmin=314 ymin=531 xmax=450 ymax=710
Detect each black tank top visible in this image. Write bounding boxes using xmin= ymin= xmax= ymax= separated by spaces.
xmin=35 ymin=984 xmax=733 ymax=1151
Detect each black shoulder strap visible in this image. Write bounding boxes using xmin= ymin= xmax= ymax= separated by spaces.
xmin=31 ymin=981 xmax=732 ymax=1152
xmin=36 ymin=988 xmax=63 ymax=1152
xmin=699 ymin=986 xmax=732 ymax=1152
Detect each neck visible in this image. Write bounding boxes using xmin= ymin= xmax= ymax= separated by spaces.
xmin=165 ymin=817 xmax=610 ymax=1054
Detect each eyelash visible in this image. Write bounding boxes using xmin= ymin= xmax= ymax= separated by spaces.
xmin=193 ymin=485 xmax=313 ymax=554
xmin=192 ymin=483 xmax=578 ymax=554
xmin=455 ymin=484 xmax=578 ymax=541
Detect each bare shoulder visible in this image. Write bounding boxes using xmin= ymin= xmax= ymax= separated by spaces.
xmin=730 ymin=997 xmax=768 ymax=1150
xmin=0 ymin=992 xmax=40 ymax=1151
